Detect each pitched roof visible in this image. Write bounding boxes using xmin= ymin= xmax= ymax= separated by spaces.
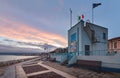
xmin=108 ymin=37 xmax=120 ymax=41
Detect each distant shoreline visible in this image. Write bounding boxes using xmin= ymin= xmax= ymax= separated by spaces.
xmin=0 ymin=55 xmax=38 ymax=62
xmin=0 ymin=52 xmax=45 ymax=56
xmin=0 ymin=56 xmax=38 ymax=67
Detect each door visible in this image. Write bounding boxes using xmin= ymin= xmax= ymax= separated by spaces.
xmin=85 ymin=45 xmax=90 ymax=55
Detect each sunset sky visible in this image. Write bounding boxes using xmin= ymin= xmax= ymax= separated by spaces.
xmin=0 ymin=0 xmax=120 ymax=53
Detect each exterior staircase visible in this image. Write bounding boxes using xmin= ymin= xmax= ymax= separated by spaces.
xmin=84 ymin=23 xmax=98 ymax=43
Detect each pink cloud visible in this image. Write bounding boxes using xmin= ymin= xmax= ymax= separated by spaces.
xmin=0 ymin=17 xmax=67 ymax=47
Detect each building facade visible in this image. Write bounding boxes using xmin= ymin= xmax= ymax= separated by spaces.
xmin=50 ymin=20 xmax=120 ymax=73
xmin=68 ymin=20 xmax=108 ymax=56
xmin=108 ymin=37 xmax=120 ymax=53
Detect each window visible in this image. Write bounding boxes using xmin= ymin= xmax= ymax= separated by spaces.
xmin=103 ymin=33 xmax=106 ymax=40
xmin=114 ymin=42 xmax=117 ymax=48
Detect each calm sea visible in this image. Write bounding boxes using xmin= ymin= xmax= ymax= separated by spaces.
xmin=0 ymin=55 xmax=38 ymax=62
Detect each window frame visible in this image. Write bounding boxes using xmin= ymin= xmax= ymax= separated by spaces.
xmin=103 ymin=33 xmax=106 ymax=40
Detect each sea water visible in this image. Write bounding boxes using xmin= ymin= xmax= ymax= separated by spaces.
xmin=0 ymin=55 xmax=38 ymax=62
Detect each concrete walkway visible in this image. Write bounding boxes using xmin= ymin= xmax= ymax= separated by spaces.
xmin=37 ymin=62 xmax=76 ymax=78
xmin=0 ymin=65 xmax=16 ymax=78
xmin=16 ymin=61 xmax=76 ymax=78
xmin=0 ymin=57 xmax=41 ymax=78
xmin=0 ymin=58 xmax=77 ymax=78
xmin=16 ymin=65 xmax=27 ymax=78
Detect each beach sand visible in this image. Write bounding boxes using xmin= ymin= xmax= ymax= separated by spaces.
xmin=42 ymin=61 xmax=120 ymax=78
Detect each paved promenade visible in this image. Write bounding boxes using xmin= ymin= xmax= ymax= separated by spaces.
xmin=0 ymin=65 xmax=16 ymax=78
xmin=0 ymin=57 xmax=76 ymax=78
xmin=0 ymin=57 xmax=120 ymax=78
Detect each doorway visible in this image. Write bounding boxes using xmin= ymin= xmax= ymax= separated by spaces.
xmin=85 ymin=45 xmax=90 ymax=55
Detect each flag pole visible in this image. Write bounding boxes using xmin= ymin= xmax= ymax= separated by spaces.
xmin=92 ymin=7 xmax=94 ymax=23
xmin=92 ymin=3 xmax=101 ymax=23
xmin=70 ymin=8 xmax=72 ymax=28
